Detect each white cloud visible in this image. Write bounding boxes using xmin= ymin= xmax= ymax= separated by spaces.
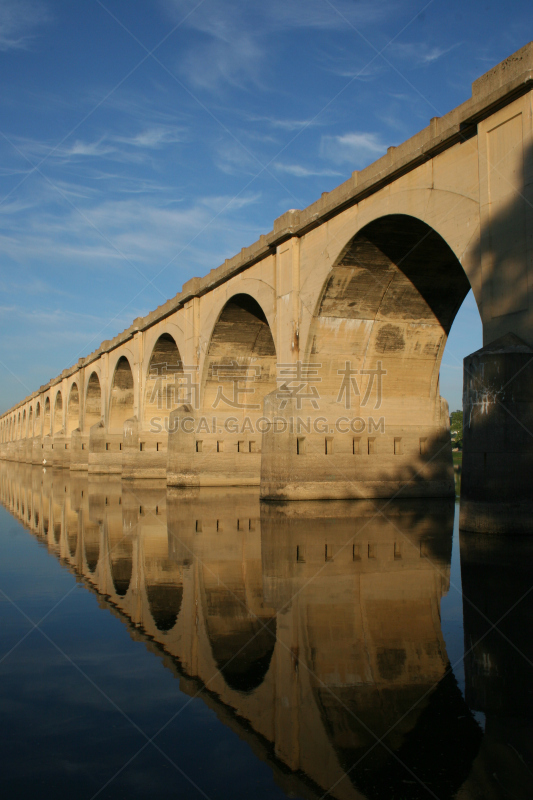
xmin=65 ymin=139 xmax=114 ymax=158
xmin=165 ymin=0 xmax=388 ymax=36
xmin=0 ymin=191 xmax=262 ymax=273
xmin=320 ymin=131 xmax=388 ymax=167
xmin=273 ymin=162 xmax=342 ymax=178
xmin=165 ymin=0 xmax=391 ymax=91
xmin=180 ymin=34 xmax=264 ymax=91
xmin=0 ymin=0 xmax=49 ymax=51
xmin=114 ymin=127 xmax=187 ymax=148
xmin=213 ymin=140 xmax=260 ymax=176
xmin=16 ymin=125 xmax=187 ymax=169
xmin=390 ymin=41 xmax=461 ymax=67
xmin=242 ymin=113 xmax=325 ymax=132
xmin=200 ymin=192 xmax=261 ymax=212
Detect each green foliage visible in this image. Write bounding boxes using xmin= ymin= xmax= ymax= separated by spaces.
xmin=450 ymin=410 xmax=463 ymax=449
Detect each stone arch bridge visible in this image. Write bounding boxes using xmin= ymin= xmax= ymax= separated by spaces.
xmin=2 ymin=44 xmax=533 ymax=531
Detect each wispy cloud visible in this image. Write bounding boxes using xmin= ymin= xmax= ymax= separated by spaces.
xmin=213 ymin=140 xmax=259 ymax=175
xmin=200 ymin=192 xmax=261 ymax=212
xmin=320 ymin=131 xmax=388 ymax=167
xmin=166 ymin=0 xmax=391 ymax=91
xmin=390 ymin=41 xmax=462 ymax=67
xmin=114 ymin=126 xmax=187 ymax=148
xmin=166 ymin=0 xmax=388 ymax=36
xmin=0 ymin=192 xmax=262 ymax=273
xmin=242 ymin=113 xmax=326 ymax=132
xmin=0 ymin=0 xmax=49 ymax=51
xmin=273 ymin=162 xmax=342 ymax=178
xmin=14 ymin=125 xmax=187 ymax=168
xmin=180 ymin=34 xmax=264 ymax=91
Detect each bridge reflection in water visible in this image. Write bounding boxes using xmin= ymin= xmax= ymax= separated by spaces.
xmin=1 ymin=463 xmax=531 ymax=799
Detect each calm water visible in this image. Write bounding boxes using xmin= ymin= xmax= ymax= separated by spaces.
xmin=0 ymin=463 xmax=532 ymax=799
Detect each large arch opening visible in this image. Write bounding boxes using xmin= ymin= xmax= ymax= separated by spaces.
xmin=144 ymin=333 xmax=183 ymax=429
xmin=277 ymin=213 xmax=480 ymax=498
xmin=308 ymin=215 xmax=471 ymax=407
xmin=43 ymin=398 xmax=51 ymax=436
xmin=202 ymin=294 xmax=277 ymax=422
xmin=109 ymin=357 xmax=134 ymax=432
xmin=85 ymin=372 xmax=102 ymax=430
xmin=67 ymin=384 xmax=80 ymax=435
xmin=52 ymin=392 xmax=63 ymax=436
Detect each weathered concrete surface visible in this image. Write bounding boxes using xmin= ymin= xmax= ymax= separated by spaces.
xmin=1 ymin=44 xmax=533 ymax=515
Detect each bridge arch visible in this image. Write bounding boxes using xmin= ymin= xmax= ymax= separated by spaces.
xmin=200 ymin=293 xmax=277 ymax=417
xmin=66 ymin=506 xmax=78 ymax=557
xmin=52 ymin=391 xmax=63 ymax=435
xmin=200 ymin=558 xmax=277 ymax=694
xmin=83 ymin=520 xmax=100 ymax=573
xmin=143 ymin=333 xmax=183 ymax=429
xmin=108 ymin=528 xmax=133 ymax=597
xmin=43 ymin=396 xmax=51 ymax=436
xmin=35 ymin=402 xmax=41 ymax=437
xmin=67 ymin=383 xmax=80 ymax=435
xmin=109 ymin=356 xmax=135 ymax=432
xmin=300 ymin=186 xmax=481 ymax=315
xmin=304 ymin=214 xmax=471 ymax=415
xmin=85 ymin=371 xmax=102 ymax=430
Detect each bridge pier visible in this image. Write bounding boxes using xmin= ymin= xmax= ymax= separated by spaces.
xmin=166 ymin=407 xmax=263 ymax=487
xmin=87 ymin=422 xmax=123 ymax=474
xmin=42 ymin=435 xmax=54 ymax=467
xmin=260 ymin=392 xmax=454 ymax=501
xmin=460 ymin=335 xmax=533 ymax=534
xmin=31 ymin=436 xmax=43 ymax=465
xmin=52 ymin=431 xmax=70 ymax=469
xmin=122 ymin=416 xmax=168 ymax=480
xmin=23 ymin=437 xmax=32 ymax=464
xmin=70 ymin=429 xmax=89 ymax=471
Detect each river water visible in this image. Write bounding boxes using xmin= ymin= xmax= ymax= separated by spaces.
xmin=0 ymin=463 xmax=531 ymax=799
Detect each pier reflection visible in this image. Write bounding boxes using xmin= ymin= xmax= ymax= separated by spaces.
xmin=459 ymin=531 xmax=533 ymax=799
xmin=0 ymin=463 xmax=503 ymax=799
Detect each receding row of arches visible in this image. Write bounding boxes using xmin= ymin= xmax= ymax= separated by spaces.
xmin=1 ymin=214 xmax=482 ymax=447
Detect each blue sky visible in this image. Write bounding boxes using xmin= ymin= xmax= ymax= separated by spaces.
xmin=0 ymin=0 xmax=531 ymax=414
